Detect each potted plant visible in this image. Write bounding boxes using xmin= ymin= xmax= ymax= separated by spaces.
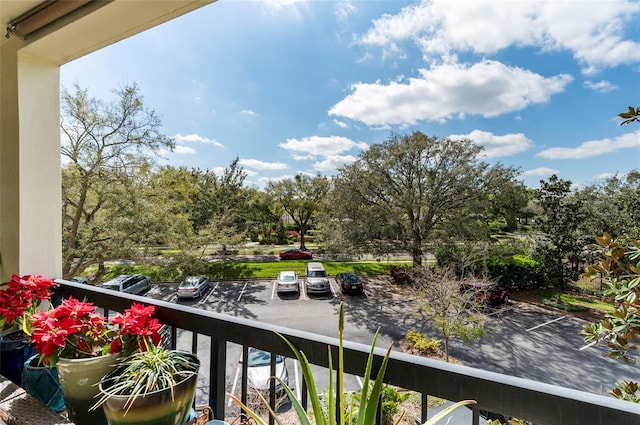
xmin=0 ymin=274 xmax=55 ymax=386
xmin=231 ymin=302 xmax=475 ymax=425
xmin=93 ymin=342 xmax=200 ymax=425
xmin=29 ymin=298 xmax=165 ymax=425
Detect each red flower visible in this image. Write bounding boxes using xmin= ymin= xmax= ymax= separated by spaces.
xmin=29 ymin=297 xmax=165 ymax=366
xmin=0 ymin=274 xmax=55 ymax=333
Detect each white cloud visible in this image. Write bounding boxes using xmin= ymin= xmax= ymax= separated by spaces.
xmin=258 ymin=175 xmax=294 ymax=186
xmin=359 ymin=0 xmax=640 ymax=73
xmin=292 ymin=154 xmax=316 ymax=161
xmin=583 ymin=80 xmax=618 ymax=93
xmin=279 ymin=136 xmax=368 ymax=156
xmin=174 ymin=133 xmax=224 ymax=148
xmin=241 ymin=109 xmax=259 ymax=117
xmin=239 ymin=158 xmax=289 ymax=170
xmin=329 ymin=60 xmax=572 ymax=126
xmin=536 ymin=130 xmax=640 ymax=159
xmin=172 ymin=145 xmax=196 ymax=155
xmin=335 ymin=2 xmax=356 ymax=21
xmin=522 ymin=167 xmax=559 ymax=177
xmin=313 ymin=155 xmax=357 ymax=171
xmin=333 ymin=119 xmax=349 ymax=129
xmin=593 ymin=172 xmax=616 ymax=181
xmin=448 ymin=130 xmax=533 ymax=159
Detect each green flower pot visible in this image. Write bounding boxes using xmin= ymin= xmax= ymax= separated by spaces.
xmin=57 ymin=353 xmax=122 ymax=425
xmin=98 ymin=353 xmax=199 ymax=425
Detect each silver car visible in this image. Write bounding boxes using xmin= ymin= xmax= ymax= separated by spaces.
xmin=176 ymin=276 xmax=210 ymax=299
xmin=101 ymin=274 xmax=150 ymax=295
xmin=276 ymin=271 xmax=299 ymax=294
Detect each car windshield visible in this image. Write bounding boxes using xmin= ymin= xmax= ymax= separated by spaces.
xmin=343 ymin=274 xmax=359 ymax=283
xmin=279 ymin=274 xmax=296 ymax=282
xmin=247 ymin=349 xmax=283 ymax=367
xmin=179 ymin=278 xmax=199 ymax=288
xmin=309 ymin=271 xmax=326 ymax=278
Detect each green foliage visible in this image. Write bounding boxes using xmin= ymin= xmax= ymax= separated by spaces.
xmin=405 ymin=330 xmax=441 ymax=356
xmin=582 ymin=232 xmax=640 ymax=402
xmin=323 ymin=131 xmax=519 ymax=266
xmin=93 ymin=345 xmax=198 ymax=412
xmin=486 ymin=254 xmax=542 ymax=289
xmin=231 ymin=302 xmax=393 ymax=425
xmin=618 ymin=105 xmax=640 ymax=126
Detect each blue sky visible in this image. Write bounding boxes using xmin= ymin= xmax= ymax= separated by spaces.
xmin=61 ymin=0 xmax=640 ymax=189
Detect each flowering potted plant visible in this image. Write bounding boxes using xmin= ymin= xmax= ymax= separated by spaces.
xmin=29 ymin=297 xmax=164 ymax=425
xmin=0 ymin=274 xmax=55 ymax=385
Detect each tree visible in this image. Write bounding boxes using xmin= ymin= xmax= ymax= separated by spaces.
xmin=534 ymin=175 xmax=591 ymax=292
xmin=61 ymin=83 xmax=174 ymax=279
xmin=583 ymin=233 xmax=640 ymax=402
xmin=324 ymin=131 xmax=519 ymax=266
xmin=411 ymin=267 xmax=487 ymax=362
xmin=267 ymin=174 xmax=330 ymax=250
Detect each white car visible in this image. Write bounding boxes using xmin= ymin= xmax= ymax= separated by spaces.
xmin=176 ymin=276 xmax=211 ymax=299
xmin=245 ymin=348 xmax=289 ymax=395
xmin=275 ymin=271 xmax=299 ymax=294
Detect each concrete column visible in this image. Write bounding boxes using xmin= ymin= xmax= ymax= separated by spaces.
xmin=0 ymin=43 xmax=62 ymax=281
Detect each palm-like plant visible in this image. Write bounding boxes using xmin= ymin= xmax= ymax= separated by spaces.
xmin=231 ymin=303 xmax=474 ymax=425
xmin=93 ymin=342 xmax=199 ymax=412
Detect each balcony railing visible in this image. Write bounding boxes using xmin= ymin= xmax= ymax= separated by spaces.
xmin=52 ymin=279 xmax=640 ymax=425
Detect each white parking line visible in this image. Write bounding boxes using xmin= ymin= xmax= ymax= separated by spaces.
xmin=271 ymin=280 xmax=277 ymax=300
xmin=300 ymin=280 xmax=307 ymax=300
xmin=579 ymin=341 xmax=597 ymax=351
xmin=526 ymin=316 xmax=566 ymax=332
xmin=201 ymin=283 xmax=217 ymax=304
xmin=237 ymin=281 xmax=248 ymax=302
xmin=356 ymin=376 xmax=363 ymax=388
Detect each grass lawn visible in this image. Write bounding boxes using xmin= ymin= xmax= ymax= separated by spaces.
xmin=103 ymin=259 xmax=411 ymax=281
xmin=533 ymin=289 xmax=614 ymax=314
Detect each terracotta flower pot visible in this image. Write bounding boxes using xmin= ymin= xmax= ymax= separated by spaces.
xmin=57 ymin=353 xmax=122 ymax=425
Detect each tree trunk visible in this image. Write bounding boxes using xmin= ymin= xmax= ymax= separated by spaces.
xmin=299 ymin=225 xmax=307 ymax=251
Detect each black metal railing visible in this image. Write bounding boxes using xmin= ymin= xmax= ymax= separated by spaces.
xmin=52 ymin=279 xmax=640 ymax=425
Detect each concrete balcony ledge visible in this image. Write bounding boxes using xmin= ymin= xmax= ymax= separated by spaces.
xmin=0 ymin=375 xmax=72 ymax=425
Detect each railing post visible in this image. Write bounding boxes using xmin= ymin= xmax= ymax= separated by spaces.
xmin=421 ymin=393 xmax=428 ymax=425
xmin=210 ymin=338 xmax=227 ymax=420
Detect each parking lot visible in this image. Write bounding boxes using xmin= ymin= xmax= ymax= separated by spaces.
xmin=143 ymin=276 xmax=637 ymax=412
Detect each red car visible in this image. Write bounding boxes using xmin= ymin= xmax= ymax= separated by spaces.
xmin=279 ymin=249 xmax=312 ymax=260
xmin=461 ymin=281 xmax=509 ymax=306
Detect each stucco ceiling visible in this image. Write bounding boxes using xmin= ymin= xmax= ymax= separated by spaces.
xmin=0 ymin=0 xmax=215 ymax=65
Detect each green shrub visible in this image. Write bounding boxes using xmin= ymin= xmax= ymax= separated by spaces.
xmin=406 ymin=330 xmax=441 ymax=355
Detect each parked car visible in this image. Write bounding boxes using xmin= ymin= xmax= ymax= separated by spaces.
xmin=101 ymin=274 xmax=151 ymax=295
xmin=335 ymin=272 xmax=364 ymax=295
xmin=279 ymin=249 xmax=312 ymax=260
xmin=304 ymin=262 xmax=330 ymax=294
xmin=460 ymin=281 xmax=509 ymax=306
xmin=276 ymin=271 xmax=299 ymax=294
xmin=244 ymin=347 xmax=289 ymax=396
xmin=70 ymin=276 xmax=90 ymax=285
xmin=176 ymin=275 xmax=211 ymax=299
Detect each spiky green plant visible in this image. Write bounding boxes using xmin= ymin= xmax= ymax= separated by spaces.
xmin=92 ymin=343 xmax=199 ymax=412
xmin=231 ymin=302 xmax=475 ymax=424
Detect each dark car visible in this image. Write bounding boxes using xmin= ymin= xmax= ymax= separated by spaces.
xmin=279 ymin=249 xmax=313 ymax=260
xmin=335 ymin=272 xmax=364 ymax=295
xmin=461 ymin=281 xmax=509 ymax=306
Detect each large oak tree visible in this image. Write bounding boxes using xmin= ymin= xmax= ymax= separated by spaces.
xmin=323 ymin=131 xmax=519 ymax=266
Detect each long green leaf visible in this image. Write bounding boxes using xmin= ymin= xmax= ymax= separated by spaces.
xmin=422 ymin=400 xmax=477 ymax=425
xmin=328 ymin=345 xmax=335 ymax=425
xmin=277 ymin=332 xmax=327 ymax=425
xmin=338 ymin=303 xmax=344 ymax=425
xmin=356 ymin=327 xmax=380 ymax=425
xmin=361 ymin=343 xmax=392 ymax=425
